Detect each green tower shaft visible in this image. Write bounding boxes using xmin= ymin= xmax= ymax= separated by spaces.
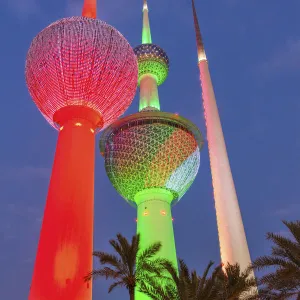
xmin=135 ymin=188 xmax=178 ymax=299
xmin=136 ymin=190 xmax=177 ymax=265
xmin=100 ymin=2 xmax=203 ymax=299
xmin=136 ymin=1 xmax=177 ymax=299
xmin=139 ymin=74 xmax=160 ymax=112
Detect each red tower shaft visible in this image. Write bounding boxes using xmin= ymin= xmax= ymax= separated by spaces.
xmin=82 ymin=0 xmax=97 ymax=18
xmin=29 ymin=107 xmax=101 ymax=300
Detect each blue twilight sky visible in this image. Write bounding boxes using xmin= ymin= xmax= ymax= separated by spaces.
xmin=0 ymin=0 xmax=299 ymax=298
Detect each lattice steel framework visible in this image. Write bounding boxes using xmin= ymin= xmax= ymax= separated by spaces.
xmin=26 ymin=16 xmax=138 ymax=130
xmin=134 ymin=44 xmax=169 ymax=86
xmin=100 ymin=112 xmax=203 ymax=206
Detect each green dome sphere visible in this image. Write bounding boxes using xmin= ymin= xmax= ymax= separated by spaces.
xmin=134 ymin=44 xmax=169 ymax=86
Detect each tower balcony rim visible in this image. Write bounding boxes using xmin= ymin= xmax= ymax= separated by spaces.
xmin=135 ymin=188 xmax=174 ymax=206
xmin=53 ymin=105 xmax=103 ymax=129
xmin=99 ymin=111 xmax=204 ymax=154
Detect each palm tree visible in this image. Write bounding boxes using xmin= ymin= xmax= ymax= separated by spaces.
xmin=215 ymin=263 xmax=258 ymax=300
xmin=251 ymin=220 xmax=300 ymax=299
xmin=85 ymin=233 xmax=168 ymax=300
xmin=139 ymin=259 xmax=221 ymax=300
xmin=140 ymin=260 xmax=258 ymax=300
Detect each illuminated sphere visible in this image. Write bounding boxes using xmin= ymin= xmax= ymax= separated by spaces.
xmin=134 ymin=44 xmax=169 ymax=86
xmin=100 ymin=112 xmax=203 ymax=206
xmin=26 ymin=17 xmax=138 ymax=130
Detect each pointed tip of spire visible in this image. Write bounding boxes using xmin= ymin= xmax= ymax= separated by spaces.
xmin=142 ymin=0 xmax=152 ymax=43
xmin=82 ymin=0 xmax=97 ymax=19
xmin=191 ymin=0 xmax=207 ymax=62
xmin=143 ymin=0 xmax=148 ymax=11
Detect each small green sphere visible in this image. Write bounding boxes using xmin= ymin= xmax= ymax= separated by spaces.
xmin=134 ymin=44 xmax=169 ymax=86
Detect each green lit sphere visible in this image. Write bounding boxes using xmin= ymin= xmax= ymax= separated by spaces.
xmin=100 ymin=112 xmax=203 ymax=207
xmin=134 ymin=44 xmax=169 ymax=86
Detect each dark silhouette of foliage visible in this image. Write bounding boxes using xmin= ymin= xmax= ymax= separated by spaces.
xmin=139 ymin=259 xmax=257 ymax=300
xmin=215 ymin=263 xmax=257 ymax=300
xmin=139 ymin=259 xmax=219 ymax=300
xmin=85 ymin=220 xmax=300 ymax=299
xmin=251 ymin=220 xmax=300 ymax=299
xmin=85 ymin=233 xmax=168 ymax=300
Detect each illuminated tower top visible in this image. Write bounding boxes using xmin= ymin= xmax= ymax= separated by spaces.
xmin=142 ymin=0 xmax=152 ymax=44
xmin=134 ymin=0 xmax=169 ymax=111
xmin=100 ymin=0 xmax=204 ymax=207
xmin=191 ymin=0 xmax=207 ymax=62
xmin=25 ymin=0 xmax=138 ymax=131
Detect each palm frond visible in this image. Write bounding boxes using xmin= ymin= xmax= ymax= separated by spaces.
xmin=178 ymin=259 xmax=191 ymax=282
xmin=89 ymin=233 xmax=174 ymax=299
xmin=92 ymin=251 xmax=127 ymax=275
xmin=251 ymin=220 xmax=300 ymax=298
xmin=84 ymin=267 xmax=120 ymax=281
xmin=198 ymin=260 xmax=215 ymax=293
xmin=266 ymin=232 xmax=300 ymax=258
xmin=283 ymin=220 xmax=300 ymax=244
xmin=137 ymin=241 xmax=162 ymax=262
xmin=162 ymin=260 xmax=179 ymax=284
xmin=139 ymin=277 xmax=179 ymax=300
xmin=108 ymin=280 xmax=125 ymax=293
xmin=214 ymin=263 xmax=258 ymax=300
xmin=252 ymin=256 xmax=297 ymax=270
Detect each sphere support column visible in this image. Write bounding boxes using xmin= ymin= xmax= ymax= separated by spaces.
xmin=29 ymin=106 xmax=102 ymax=300
xmin=139 ymin=74 xmax=160 ymax=111
xmin=135 ymin=188 xmax=178 ymax=300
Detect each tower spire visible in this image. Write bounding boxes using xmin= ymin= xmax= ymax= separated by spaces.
xmin=191 ymin=0 xmax=257 ymax=290
xmin=82 ymin=0 xmax=97 ymax=19
xmin=191 ymin=0 xmax=207 ymax=62
xmin=142 ymin=0 xmax=152 ymax=44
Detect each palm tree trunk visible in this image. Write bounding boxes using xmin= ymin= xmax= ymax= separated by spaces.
xmin=129 ymin=288 xmax=134 ymax=300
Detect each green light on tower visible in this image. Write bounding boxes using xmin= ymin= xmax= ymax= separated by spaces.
xmin=142 ymin=0 xmax=152 ymax=44
xmin=100 ymin=1 xmax=204 ymax=299
xmin=136 ymin=188 xmax=177 ymax=271
xmin=100 ymin=112 xmax=203 ymax=299
xmin=135 ymin=42 xmax=169 ymax=112
xmin=136 ymin=0 xmax=170 ymax=112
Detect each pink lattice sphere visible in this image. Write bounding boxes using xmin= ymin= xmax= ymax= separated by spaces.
xmin=25 ymin=17 xmax=138 ymax=130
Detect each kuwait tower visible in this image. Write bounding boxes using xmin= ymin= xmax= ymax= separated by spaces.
xmin=100 ymin=0 xmax=203 ymax=298
xmin=191 ymin=0 xmax=254 ymax=274
xmin=25 ymin=0 xmax=138 ymax=299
